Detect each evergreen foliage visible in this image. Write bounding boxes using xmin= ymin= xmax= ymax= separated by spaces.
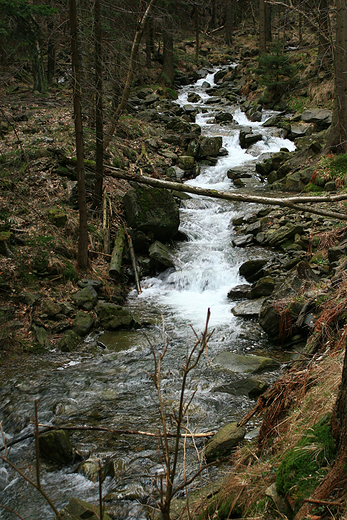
xmin=255 ymin=42 xmax=297 ymax=104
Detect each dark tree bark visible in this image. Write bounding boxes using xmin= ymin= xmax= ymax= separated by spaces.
xmin=93 ymin=0 xmax=104 ymax=207
xmin=265 ymin=2 xmax=272 ymax=43
xmin=70 ymin=0 xmax=88 ymax=270
xmin=317 ymin=0 xmax=331 ymax=69
xmin=225 ymin=0 xmax=236 ymax=47
xmin=195 ymin=3 xmax=200 ymax=64
xmin=259 ymin=0 xmax=267 ymax=53
xmin=47 ymin=17 xmax=55 ymax=85
xmin=327 ymin=0 xmax=347 ymax=153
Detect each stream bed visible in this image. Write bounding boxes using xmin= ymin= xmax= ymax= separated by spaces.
xmin=0 ymin=68 xmax=296 ymax=519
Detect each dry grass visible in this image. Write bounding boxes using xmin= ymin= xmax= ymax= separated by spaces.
xmin=309 ymin=79 xmax=334 ymax=108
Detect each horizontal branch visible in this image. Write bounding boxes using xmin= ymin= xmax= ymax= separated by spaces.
xmin=105 ymin=166 xmax=347 ymax=221
xmin=0 ymin=424 xmax=216 ymax=452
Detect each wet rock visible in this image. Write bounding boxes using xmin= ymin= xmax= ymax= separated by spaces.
xmin=72 ymin=311 xmax=94 ymax=336
xmin=289 ymin=122 xmax=314 ymax=139
xmin=215 ymin=112 xmax=234 ymax=123
xmin=187 ymin=92 xmax=201 ymax=103
xmin=213 ymin=351 xmax=280 ymax=374
xmin=214 ymin=378 xmax=268 ymax=398
xmin=123 ymin=184 xmax=179 ymax=242
xmin=239 ymin=259 xmax=268 ymax=282
xmin=204 ymin=422 xmax=246 ymax=462
xmin=232 ymin=234 xmax=254 ymax=247
xmin=166 ymin=116 xmax=193 ymax=133
xmin=108 ymin=483 xmax=147 ymax=501
xmin=227 ymin=169 xmax=252 ymax=180
xmin=149 ymin=240 xmax=174 ymax=268
xmin=58 ymin=330 xmax=81 ymax=352
xmin=56 ymin=497 xmax=112 ymax=520
xmin=248 ymin=276 xmax=275 ymax=299
xmin=239 ymin=128 xmax=262 ymax=149
xmin=72 ymin=285 xmax=98 ymax=311
xmin=227 ymin=284 xmax=251 ymax=300
xmin=231 ymin=298 xmax=266 ymax=318
xmin=96 ymin=302 xmax=138 ymax=330
xmin=198 ymin=136 xmax=223 ymax=158
xmin=39 ymin=430 xmax=73 ymax=464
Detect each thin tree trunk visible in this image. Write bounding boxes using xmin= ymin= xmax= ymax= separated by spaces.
xmin=327 ymin=0 xmax=347 ymax=153
xmin=225 ymin=0 xmax=235 ymax=47
xmin=70 ymin=0 xmax=88 ymax=270
xmin=93 ymin=0 xmax=104 ymax=207
xmin=195 ymin=4 xmax=200 ymax=64
xmin=103 ymin=0 xmax=158 ymax=151
xmin=161 ymin=26 xmax=174 ymax=86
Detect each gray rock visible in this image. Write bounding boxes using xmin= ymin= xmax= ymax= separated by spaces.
xmin=55 ymin=497 xmax=112 ymax=520
xmin=266 ymin=224 xmax=303 ymax=248
xmin=213 ymin=351 xmax=280 ymax=374
xmin=96 ymin=301 xmax=138 ymax=330
xmin=72 ymin=286 xmax=98 ymax=311
xmin=231 ymin=298 xmax=266 ymax=318
xmin=123 ymin=184 xmax=179 ymax=242
xmin=301 ymin=108 xmax=332 ymax=129
xmin=227 ymin=284 xmax=251 ymax=300
xmin=166 ymin=166 xmax=185 ymax=182
xmin=232 ymin=234 xmax=254 ymax=247
xmin=204 ymin=422 xmax=246 ymax=462
xmin=77 ymin=278 xmax=103 ymax=291
xmin=58 ymin=330 xmax=81 ymax=352
xmin=239 ymin=259 xmax=268 ymax=282
xmin=215 ymin=112 xmax=234 ymax=123
xmin=186 ymin=138 xmax=200 ymax=157
xmin=239 ymin=128 xmax=262 ymax=149
xmin=178 ymin=155 xmax=195 ymax=171
xmin=32 ymin=325 xmax=50 ymax=347
xmin=248 ymin=276 xmax=275 ymax=299
xmin=149 ymin=240 xmax=174 ymax=268
xmin=72 ymin=311 xmax=94 ymax=336
xmin=198 ymin=136 xmax=223 ymax=158
xmin=39 ymin=430 xmax=73 ymax=464
xmin=41 ymin=298 xmax=61 ymax=317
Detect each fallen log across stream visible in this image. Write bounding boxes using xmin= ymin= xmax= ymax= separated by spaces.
xmin=105 ymin=166 xmax=347 ymax=221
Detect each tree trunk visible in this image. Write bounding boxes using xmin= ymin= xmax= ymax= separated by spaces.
xmin=225 ymin=0 xmax=235 ymax=47
xmin=327 ymin=0 xmax=347 ymax=153
xmin=265 ymin=3 xmax=272 ymax=43
xmin=161 ymin=25 xmax=174 ymax=86
xmin=47 ymin=16 xmax=55 ymax=85
xmin=317 ymin=0 xmax=331 ymax=70
xmin=93 ymin=0 xmax=104 ymax=207
xmin=195 ymin=4 xmax=200 ymax=64
xmin=259 ymin=0 xmax=267 ymax=54
xmin=70 ymin=0 xmax=88 ymax=270
xmin=105 ymin=167 xmax=347 ymax=221
xmin=32 ymin=40 xmax=48 ymax=93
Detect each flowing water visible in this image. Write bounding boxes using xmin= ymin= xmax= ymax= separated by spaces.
xmin=0 ymin=68 xmax=296 ymax=519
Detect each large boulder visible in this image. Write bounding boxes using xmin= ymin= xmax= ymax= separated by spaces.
xmin=96 ymin=302 xmax=139 ymax=330
xmin=123 ymin=184 xmax=179 ymax=242
xmin=72 ymin=286 xmax=98 ymax=311
xmin=197 ymin=136 xmax=223 ymax=158
xmin=231 ymin=298 xmax=266 ymax=318
xmin=301 ymin=108 xmax=332 ymax=130
xmin=239 ymin=128 xmax=263 ymax=149
xmin=149 ymin=240 xmax=175 ymax=269
xmin=204 ymin=422 xmax=246 ymax=462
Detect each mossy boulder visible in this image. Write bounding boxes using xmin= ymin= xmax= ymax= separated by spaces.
xmin=123 ymin=184 xmax=180 ymax=242
xmin=39 ymin=430 xmax=73 ymax=464
xmin=149 ymin=240 xmax=174 ymax=268
xmin=204 ymin=422 xmax=246 ymax=462
xmin=48 ymin=207 xmax=67 ymax=228
xmin=72 ymin=311 xmax=94 ymax=336
xmin=197 ymin=136 xmax=223 ymax=158
xmin=72 ymin=286 xmax=98 ymax=311
xmin=58 ymin=330 xmax=81 ymax=352
xmin=96 ymin=301 xmax=139 ymax=330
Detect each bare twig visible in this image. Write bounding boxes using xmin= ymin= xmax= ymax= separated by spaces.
xmin=0 ymin=504 xmax=25 ymax=520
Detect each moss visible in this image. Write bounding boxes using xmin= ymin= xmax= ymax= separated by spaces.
xmin=276 ymin=415 xmax=336 ymax=514
xmin=303 ymin=182 xmax=324 ymax=193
